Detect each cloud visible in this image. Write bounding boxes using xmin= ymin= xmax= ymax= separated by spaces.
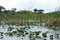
xmin=0 ymin=0 xmax=60 ymax=12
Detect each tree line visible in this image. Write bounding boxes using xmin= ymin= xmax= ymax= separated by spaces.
xmin=0 ymin=6 xmax=44 ymax=14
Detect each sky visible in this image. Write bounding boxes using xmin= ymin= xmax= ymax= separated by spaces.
xmin=0 ymin=0 xmax=60 ymax=13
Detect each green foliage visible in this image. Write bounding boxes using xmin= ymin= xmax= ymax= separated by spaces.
xmin=13 ymin=31 xmax=17 ymax=35
xmin=50 ymin=35 xmax=53 ymax=40
xmin=0 ymin=10 xmax=60 ymax=21
xmin=5 ymin=32 xmax=13 ymax=36
xmin=0 ymin=6 xmax=5 ymax=13
xmin=42 ymin=32 xmax=47 ymax=38
xmin=0 ymin=7 xmax=60 ymax=27
xmin=29 ymin=32 xmax=34 ymax=38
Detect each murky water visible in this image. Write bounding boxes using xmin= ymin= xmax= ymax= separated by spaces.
xmin=0 ymin=25 xmax=60 ymax=40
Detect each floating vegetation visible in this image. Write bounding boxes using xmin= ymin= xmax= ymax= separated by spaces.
xmin=7 ymin=27 xmax=13 ymax=31
xmin=44 ymin=39 xmax=47 ymax=40
xmin=12 ymin=31 xmax=17 ymax=35
xmin=5 ymin=32 xmax=13 ymax=37
xmin=29 ymin=31 xmax=41 ymax=40
xmin=56 ymin=34 xmax=59 ymax=39
xmin=35 ymin=31 xmax=40 ymax=38
xmin=50 ymin=35 xmax=53 ymax=40
xmin=0 ymin=32 xmax=3 ymax=39
xmin=0 ymin=37 xmax=3 ymax=39
xmin=0 ymin=32 xmax=3 ymax=36
xmin=0 ymin=25 xmax=60 ymax=40
xmin=25 ymin=31 xmax=29 ymax=35
xmin=29 ymin=32 xmax=35 ymax=40
xmin=55 ymin=34 xmax=59 ymax=39
xmin=42 ymin=32 xmax=47 ymax=38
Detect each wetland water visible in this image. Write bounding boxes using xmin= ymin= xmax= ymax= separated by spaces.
xmin=0 ymin=25 xmax=60 ymax=40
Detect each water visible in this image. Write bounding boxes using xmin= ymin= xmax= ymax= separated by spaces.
xmin=0 ymin=25 xmax=60 ymax=40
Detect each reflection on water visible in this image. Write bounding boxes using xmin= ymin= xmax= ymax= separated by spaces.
xmin=0 ymin=25 xmax=60 ymax=40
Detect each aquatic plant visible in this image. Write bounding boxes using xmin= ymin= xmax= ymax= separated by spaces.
xmin=6 ymin=21 xmax=11 ymax=25
xmin=16 ymin=28 xmax=26 ymax=37
xmin=42 ymin=32 xmax=47 ymax=38
xmin=12 ymin=31 xmax=17 ymax=35
xmin=0 ymin=32 xmax=3 ymax=36
xmin=0 ymin=37 xmax=3 ymax=39
xmin=56 ymin=34 xmax=59 ymax=39
xmin=5 ymin=32 xmax=13 ymax=36
xmin=7 ymin=27 xmax=13 ymax=31
xmin=50 ymin=35 xmax=53 ymax=40
xmin=29 ymin=32 xmax=35 ymax=38
xmin=8 ymin=32 xmax=13 ymax=36
xmin=29 ymin=31 xmax=41 ymax=40
xmin=34 ymin=31 xmax=40 ymax=38
xmin=25 ymin=31 xmax=29 ymax=35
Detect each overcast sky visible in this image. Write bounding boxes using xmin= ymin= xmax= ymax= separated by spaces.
xmin=0 ymin=0 xmax=60 ymax=12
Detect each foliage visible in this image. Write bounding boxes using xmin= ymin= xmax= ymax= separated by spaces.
xmin=34 ymin=8 xmax=37 ymax=12
xmin=42 ymin=32 xmax=47 ymax=38
xmin=0 ymin=6 xmax=60 ymax=28
xmin=0 ymin=6 xmax=5 ymax=13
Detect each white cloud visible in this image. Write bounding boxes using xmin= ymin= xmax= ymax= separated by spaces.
xmin=0 ymin=0 xmax=60 ymax=12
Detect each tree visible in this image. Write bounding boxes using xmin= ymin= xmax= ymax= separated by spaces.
xmin=10 ymin=8 xmax=17 ymax=15
xmin=3 ymin=10 xmax=8 ymax=13
xmin=12 ymin=8 xmax=16 ymax=12
xmin=38 ymin=9 xmax=44 ymax=13
xmin=0 ymin=6 xmax=5 ymax=13
xmin=34 ymin=9 xmax=37 ymax=12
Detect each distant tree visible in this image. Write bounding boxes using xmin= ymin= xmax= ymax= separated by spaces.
xmin=34 ymin=8 xmax=37 ymax=12
xmin=38 ymin=9 xmax=44 ymax=13
xmin=3 ymin=10 xmax=8 ymax=13
xmin=0 ymin=6 xmax=5 ymax=13
xmin=10 ymin=8 xmax=17 ymax=15
xmin=12 ymin=8 xmax=16 ymax=12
